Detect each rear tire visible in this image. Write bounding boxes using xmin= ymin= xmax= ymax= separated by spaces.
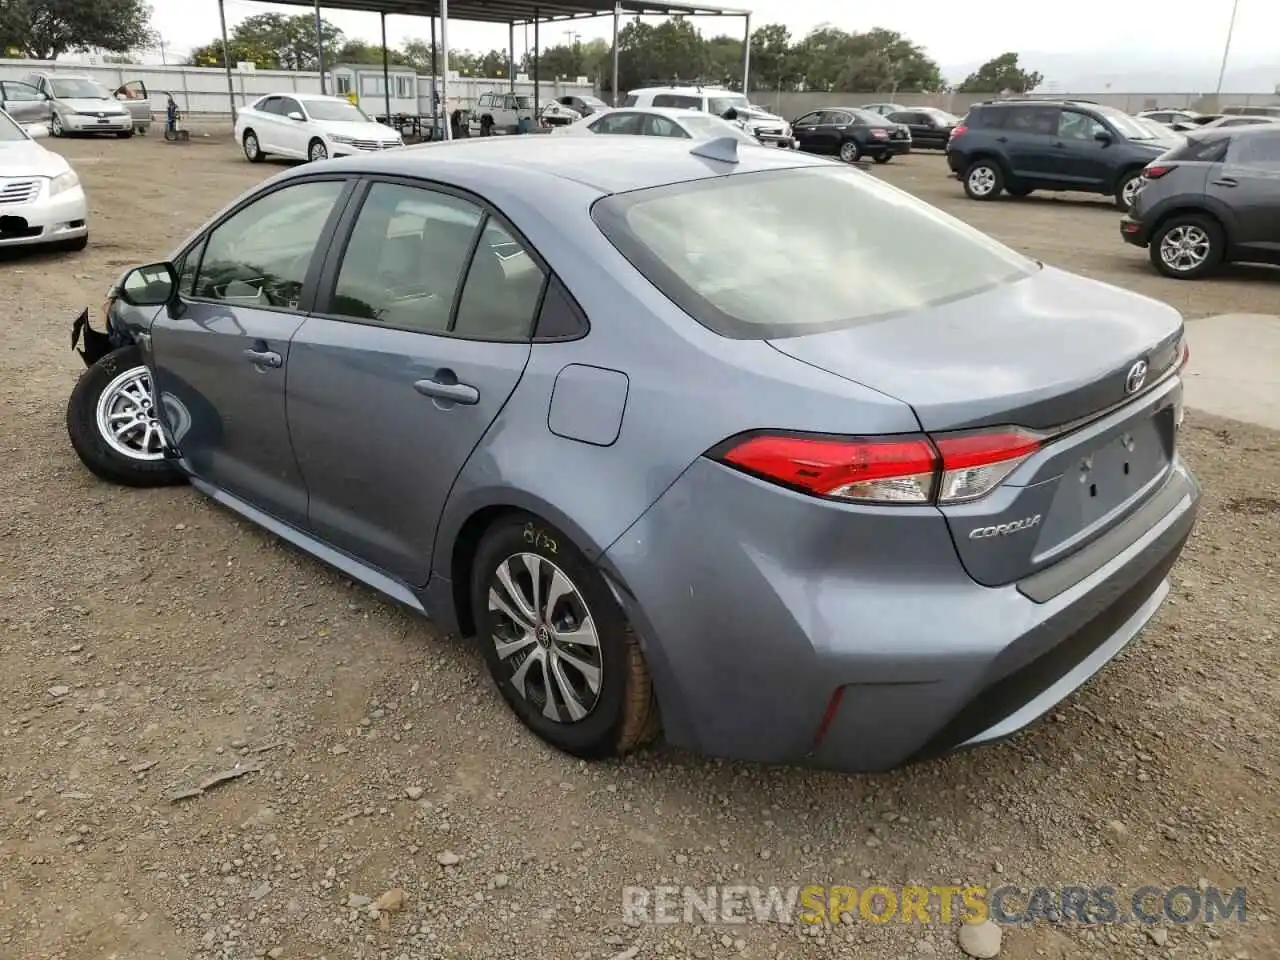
xmin=1149 ymin=213 xmax=1224 ymax=280
xmin=66 ymin=346 xmax=186 ymax=488
xmin=471 ymin=513 xmax=660 ymax=759
xmin=873 ymin=154 xmax=892 ymax=164
xmin=963 ymin=159 xmax=1003 ymax=200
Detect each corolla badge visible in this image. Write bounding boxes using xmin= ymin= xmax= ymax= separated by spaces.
xmin=1125 ymin=359 xmax=1149 ymax=395
xmin=968 ymin=515 xmax=1042 ymax=540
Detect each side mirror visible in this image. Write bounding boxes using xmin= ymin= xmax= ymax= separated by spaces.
xmin=1094 ymin=130 xmax=1112 ymax=143
xmin=118 ymin=262 xmax=178 ymax=307
xmin=721 ymin=107 xmax=739 ymax=121
xmin=287 ymin=111 xmax=305 ymax=122
xmin=25 ymin=123 xmax=49 ymax=140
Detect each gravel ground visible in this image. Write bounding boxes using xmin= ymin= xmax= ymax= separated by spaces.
xmin=0 ymin=135 xmax=1277 ymax=960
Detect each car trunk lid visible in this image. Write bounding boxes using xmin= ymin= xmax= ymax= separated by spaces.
xmin=768 ymin=267 xmax=1186 ymax=587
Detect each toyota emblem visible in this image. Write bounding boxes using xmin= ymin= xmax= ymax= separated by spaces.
xmin=1124 ymin=359 xmax=1149 ymax=395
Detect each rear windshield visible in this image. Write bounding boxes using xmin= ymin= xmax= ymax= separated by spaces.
xmin=592 ymin=166 xmax=1036 ymax=339
xmin=1160 ymin=134 xmax=1229 ymax=163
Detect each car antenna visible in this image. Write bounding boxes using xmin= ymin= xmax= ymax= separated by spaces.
xmin=690 ymin=136 xmax=740 ymax=165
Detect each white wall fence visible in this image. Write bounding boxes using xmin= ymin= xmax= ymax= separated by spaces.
xmin=0 ymin=58 xmax=595 ymax=119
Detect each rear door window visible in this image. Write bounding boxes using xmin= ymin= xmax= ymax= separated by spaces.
xmin=1003 ymin=105 xmax=1060 ymax=135
xmin=1161 ymin=135 xmax=1229 ymax=163
xmin=1229 ymin=131 xmax=1280 ymax=169
xmin=588 ymin=112 xmax=645 ymax=135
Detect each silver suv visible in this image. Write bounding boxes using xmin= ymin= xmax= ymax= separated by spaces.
xmin=24 ymin=72 xmax=134 ymax=138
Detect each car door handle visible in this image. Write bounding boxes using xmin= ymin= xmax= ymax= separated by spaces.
xmin=414 ymin=375 xmax=479 ymax=405
xmin=243 ymin=347 xmax=282 ymax=368
xmin=1212 ymin=177 xmax=1238 ymax=187
xmin=996 ymin=136 xmax=1009 ymax=143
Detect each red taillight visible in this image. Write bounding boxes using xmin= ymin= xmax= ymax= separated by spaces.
xmin=1177 ymin=339 xmax=1191 ymax=372
xmin=1143 ymin=164 xmax=1173 ymax=179
xmin=951 ymin=124 xmax=967 ymax=138
xmin=712 ymin=428 xmax=1044 ymax=505
xmin=717 ymin=433 xmax=937 ymax=503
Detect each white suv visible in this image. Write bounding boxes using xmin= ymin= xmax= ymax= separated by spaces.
xmin=621 ymin=86 xmax=794 ymax=147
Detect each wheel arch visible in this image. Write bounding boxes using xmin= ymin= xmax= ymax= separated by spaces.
xmin=438 ymin=491 xmax=614 ymax=639
xmin=1149 ymin=202 xmax=1232 ymax=242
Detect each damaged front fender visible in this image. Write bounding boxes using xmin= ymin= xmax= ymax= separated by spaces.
xmin=70 ymin=297 xmax=131 ymax=367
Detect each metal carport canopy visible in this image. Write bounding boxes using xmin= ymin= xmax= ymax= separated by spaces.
xmin=216 ymin=0 xmax=753 ymax=140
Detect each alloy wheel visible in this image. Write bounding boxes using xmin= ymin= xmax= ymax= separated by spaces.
xmin=309 ymin=141 xmax=328 ymax=162
xmin=839 ymin=142 xmax=859 ymax=163
xmin=1159 ymin=225 xmax=1211 ymax=273
xmin=244 ymin=133 xmax=259 ymax=160
xmin=95 ymin=366 xmax=166 ymax=461
xmin=488 ymin=552 xmax=603 ymax=723
xmin=51 ymin=114 xmax=63 ymax=137
xmin=968 ymin=166 xmax=997 ymax=196
xmin=1121 ymin=175 xmax=1142 ymax=208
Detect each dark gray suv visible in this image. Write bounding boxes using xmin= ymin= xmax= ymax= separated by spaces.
xmin=1120 ymin=125 xmax=1280 ymax=279
xmin=947 ymin=99 xmax=1183 ymax=210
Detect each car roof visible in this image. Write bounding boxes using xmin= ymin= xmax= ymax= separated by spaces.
xmin=319 ymin=134 xmax=831 ymax=195
xmin=293 ymin=93 xmax=356 ymax=102
xmin=607 ymin=106 xmax=722 ymax=119
xmin=629 ymin=86 xmax=733 ymax=96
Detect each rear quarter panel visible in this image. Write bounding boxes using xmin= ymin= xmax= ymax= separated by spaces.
xmin=429 ymin=163 xmax=919 ymax=600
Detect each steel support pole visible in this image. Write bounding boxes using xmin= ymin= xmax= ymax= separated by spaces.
xmin=217 ymin=0 xmax=236 ymax=126
xmin=1214 ymin=0 xmax=1241 ymax=101
xmin=314 ymin=0 xmax=326 ymax=94
xmin=381 ymin=12 xmax=392 ymax=123
xmin=440 ymin=0 xmax=451 ymax=140
xmin=532 ymin=11 xmax=540 ymax=117
xmin=610 ymin=3 xmax=621 ymax=105
xmin=741 ymin=12 xmax=751 ymax=94
xmin=509 ymin=22 xmax=516 ymax=92
xmin=430 ymin=16 xmax=438 ymax=136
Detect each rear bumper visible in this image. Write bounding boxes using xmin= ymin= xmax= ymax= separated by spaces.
xmin=1120 ymin=214 xmax=1152 ymax=247
xmin=602 ymin=455 xmax=1199 ymax=772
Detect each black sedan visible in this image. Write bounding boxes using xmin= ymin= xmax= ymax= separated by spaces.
xmin=886 ymin=107 xmax=960 ymax=149
xmin=792 ymin=107 xmax=911 ymax=164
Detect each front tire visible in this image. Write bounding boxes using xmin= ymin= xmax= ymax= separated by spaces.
xmin=873 ymin=153 xmax=892 ymax=164
xmin=1149 ymin=214 xmax=1224 ymax=280
xmin=50 ymin=113 xmax=65 ymax=137
xmin=472 ymin=514 xmax=660 ymax=759
xmin=243 ymin=130 xmax=264 ymax=162
xmin=116 ymin=129 xmax=134 ymax=139
xmin=308 ymin=138 xmax=328 ymax=162
xmin=66 ymin=346 xmax=186 ymax=488
xmin=963 ymin=159 xmax=1004 ymax=200
xmin=838 ymin=139 xmax=862 ymax=163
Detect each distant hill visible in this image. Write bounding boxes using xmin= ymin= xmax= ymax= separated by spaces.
xmin=943 ymin=51 xmax=1279 ymax=95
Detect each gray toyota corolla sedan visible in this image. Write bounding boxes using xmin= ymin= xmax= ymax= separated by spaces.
xmin=64 ymin=135 xmax=1199 ymax=772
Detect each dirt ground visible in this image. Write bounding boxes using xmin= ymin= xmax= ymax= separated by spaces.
xmin=0 ymin=134 xmax=1277 ymax=960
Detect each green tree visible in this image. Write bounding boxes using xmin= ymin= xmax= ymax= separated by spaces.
xmin=334 ymin=39 xmax=409 ymax=66
xmin=399 ymin=38 xmax=437 ymax=73
xmin=475 ymin=48 xmax=510 ymax=78
xmin=793 ymin=26 xmax=942 ymax=93
xmin=748 ymin=23 xmax=802 ymax=93
xmin=0 ymin=0 xmax=155 ymax=60
xmin=188 ymin=13 xmax=344 ymax=70
xmin=957 ymin=52 xmax=1043 ymax=94
xmin=610 ymin=18 xmax=708 ymax=92
xmin=703 ymin=34 xmax=744 ymax=89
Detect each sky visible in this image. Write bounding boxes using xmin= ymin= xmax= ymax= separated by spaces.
xmin=145 ymin=0 xmax=1276 ymax=75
